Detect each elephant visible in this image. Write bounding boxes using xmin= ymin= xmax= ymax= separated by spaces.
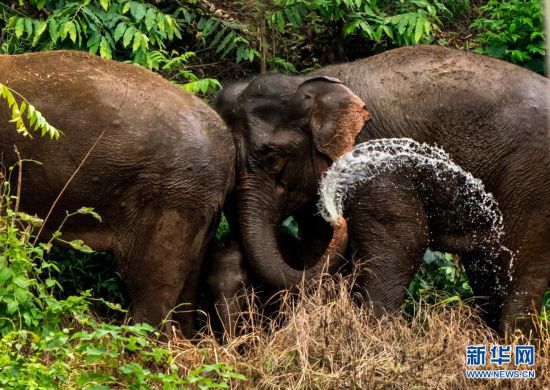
xmin=206 ymin=138 xmax=512 ymax=336
xmin=0 ymin=51 xmax=235 ymax=336
xmin=205 ymin=227 xmax=314 ymax=338
xmin=205 ymin=237 xmax=248 ymax=338
xmin=318 ymin=138 xmax=512 ymax=319
xmin=214 ymin=44 xmax=550 ymax=333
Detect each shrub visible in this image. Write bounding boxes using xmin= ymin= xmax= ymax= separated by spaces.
xmin=3 ymin=0 xmax=180 ymax=67
xmin=407 ymin=250 xmax=473 ymax=315
xmin=471 ymin=0 xmax=545 ymax=72
xmin=1 ymin=0 xmax=224 ymax=95
xmin=0 ymin=159 xmax=246 ymax=388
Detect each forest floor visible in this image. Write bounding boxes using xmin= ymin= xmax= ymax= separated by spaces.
xmin=167 ymin=274 xmax=548 ymax=389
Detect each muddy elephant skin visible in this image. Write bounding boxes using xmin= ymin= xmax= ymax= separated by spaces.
xmin=0 ymin=51 xmax=235 ymax=336
xmin=215 ymin=45 xmax=550 ymax=333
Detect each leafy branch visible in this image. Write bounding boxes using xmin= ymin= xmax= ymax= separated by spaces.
xmin=4 ymin=0 xmax=182 ymax=69
xmin=0 ymin=84 xmax=61 ymax=139
xmin=471 ymin=0 xmax=545 ymax=72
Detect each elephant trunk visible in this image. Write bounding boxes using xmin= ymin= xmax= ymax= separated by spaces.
xmin=238 ymin=181 xmax=348 ymax=290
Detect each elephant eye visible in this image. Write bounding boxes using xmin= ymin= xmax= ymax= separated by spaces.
xmin=272 ymin=157 xmax=287 ymax=173
xmin=261 ymin=149 xmax=287 ymax=174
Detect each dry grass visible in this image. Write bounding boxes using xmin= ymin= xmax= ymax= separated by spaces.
xmin=165 ymin=274 xmax=550 ymax=389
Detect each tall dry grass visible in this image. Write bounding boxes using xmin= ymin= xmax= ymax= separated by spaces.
xmin=163 ymin=273 xmax=550 ymax=389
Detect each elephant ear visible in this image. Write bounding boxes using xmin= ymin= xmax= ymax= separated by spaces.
xmin=295 ymin=76 xmax=370 ymax=162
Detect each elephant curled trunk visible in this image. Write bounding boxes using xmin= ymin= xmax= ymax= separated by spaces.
xmin=238 ymin=179 xmax=348 ymax=290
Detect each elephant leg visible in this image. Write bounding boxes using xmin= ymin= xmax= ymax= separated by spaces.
xmin=460 ymin=251 xmax=507 ymax=329
xmin=174 ymin=267 xmax=201 ymax=338
xmin=497 ymin=216 xmax=550 ymax=335
xmin=346 ymin=174 xmax=429 ymax=315
xmin=499 ymin=273 xmax=548 ymax=336
xmin=174 ymin=212 xmax=220 ymax=337
xmin=121 ymin=209 xmax=208 ymax=336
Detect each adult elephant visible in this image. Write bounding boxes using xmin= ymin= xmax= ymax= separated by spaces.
xmin=214 ymin=45 xmax=550 ymax=333
xmin=0 ymin=51 xmax=235 ymax=336
xmin=206 ymin=139 xmax=512 ymax=337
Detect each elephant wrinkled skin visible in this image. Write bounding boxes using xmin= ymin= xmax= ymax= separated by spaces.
xmin=0 ymin=51 xmax=235 ymax=336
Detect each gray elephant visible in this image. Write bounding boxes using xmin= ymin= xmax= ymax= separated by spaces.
xmin=0 ymin=51 xmax=235 ymax=336
xmin=214 ymin=45 xmax=550 ymax=333
xmin=207 ymin=138 xmax=512 ymax=336
xmin=205 ymin=226 xmax=310 ymax=337
xmin=318 ymin=138 xmax=512 ymax=321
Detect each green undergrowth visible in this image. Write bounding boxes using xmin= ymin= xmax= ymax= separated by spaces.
xmin=471 ymin=0 xmax=544 ymax=73
xmin=406 ymin=250 xmax=474 ymax=315
xmin=0 ymin=163 xmax=245 ymax=388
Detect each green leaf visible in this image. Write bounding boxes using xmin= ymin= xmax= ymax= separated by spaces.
xmin=6 ymin=300 xmax=18 ymax=315
xmin=0 ymin=268 xmax=12 ymax=282
xmin=99 ymin=38 xmax=112 ymax=59
xmin=13 ymin=276 xmax=29 ymax=288
xmin=45 ymin=278 xmax=57 ymax=288
xmin=130 ymin=2 xmax=147 ymax=23
xmin=275 ymin=11 xmax=284 ymax=31
xmin=382 ymin=25 xmax=394 ymax=39
xmin=68 ymin=21 xmax=77 ymax=43
xmin=24 ymin=18 xmax=33 ymax=37
xmin=100 ymin=0 xmax=109 ymax=11
xmin=157 ymin=12 xmax=165 ymax=31
xmin=68 ymin=239 xmax=94 ymax=254
xmin=15 ymin=288 xmax=29 ymax=303
xmin=77 ymin=207 xmax=102 ymax=222
xmin=123 ymin=26 xmax=134 ymax=47
xmin=60 ymin=21 xmax=71 ymax=41
xmin=414 ymin=16 xmax=425 ymax=43
xmin=16 ymin=211 xmax=43 ymax=227
xmin=15 ymin=18 xmax=25 ymax=38
xmin=132 ymin=33 xmax=141 ymax=52
xmin=343 ymin=19 xmax=360 ymax=36
xmin=84 ymin=345 xmax=108 ymax=362
xmin=144 ymin=8 xmax=156 ymax=31
xmin=19 ymin=101 xmax=27 ymax=116
xmin=48 ymin=18 xmax=59 ymax=43
xmin=32 ymin=21 xmax=48 ymax=46
xmin=113 ymin=22 xmax=127 ymax=42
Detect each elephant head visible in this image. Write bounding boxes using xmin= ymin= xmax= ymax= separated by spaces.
xmin=214 ymin=74 xmax=370 ymax=289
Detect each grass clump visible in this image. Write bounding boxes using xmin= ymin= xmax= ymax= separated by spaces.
xmin=187 ymin=273 xmax=549 ymax=388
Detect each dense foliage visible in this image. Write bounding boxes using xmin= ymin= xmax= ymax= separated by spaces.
xmin=2 ymin=0 xmax=544 ymax=87
xmin=472 ymin=0 xmax=545 ymax=72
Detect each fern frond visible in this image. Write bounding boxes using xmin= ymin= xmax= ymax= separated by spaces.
xmin=0 ymin=84 xmax=62 ymax=140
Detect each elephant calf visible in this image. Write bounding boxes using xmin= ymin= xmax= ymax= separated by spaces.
xmin=205 ymin=238 xmax=248 ymax=337
xmin=0 ymin=51 xmax=235 ymax=336
xmin=205 ymin=228 xmax=302 ymax=337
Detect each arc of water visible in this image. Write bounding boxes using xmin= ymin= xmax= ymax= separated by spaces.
xmin=317 ymin=138 xmax=515 ymax=285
